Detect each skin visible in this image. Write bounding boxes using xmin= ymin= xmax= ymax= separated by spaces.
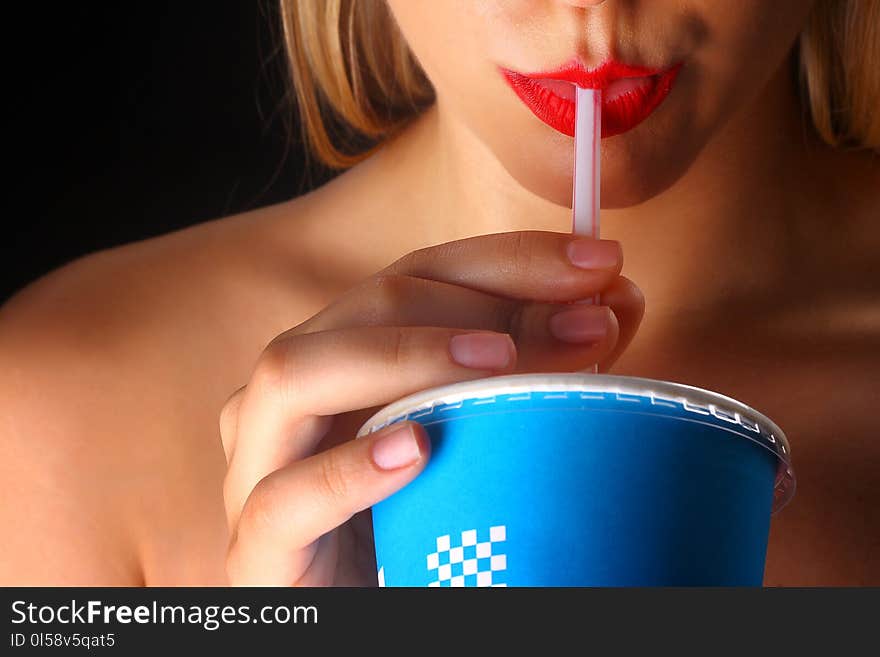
xmin=0 ymin=0 xmax=878 ymax=585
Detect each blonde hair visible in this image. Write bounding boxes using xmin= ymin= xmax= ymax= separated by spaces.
xmin=280 ymin=0 xmax=433 ymax=169
xmin=281 ymin=0 xmax=879 ymax=169
xmin=800 ymin=0 xmax=880 ymax=148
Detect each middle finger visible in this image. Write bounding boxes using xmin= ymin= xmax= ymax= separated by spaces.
xmin=293 ymin=274 xmax=620 ymax=372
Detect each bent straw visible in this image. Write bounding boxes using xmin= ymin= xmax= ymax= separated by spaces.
xmin=572 ymin=86 xmax=602 ymax=373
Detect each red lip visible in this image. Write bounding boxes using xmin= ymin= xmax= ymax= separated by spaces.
xmin=501 ymin=59 xmax=682 ymax=138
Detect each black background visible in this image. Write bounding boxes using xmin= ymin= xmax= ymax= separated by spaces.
xmin=5 ymin=2 xmax=336 ymax=302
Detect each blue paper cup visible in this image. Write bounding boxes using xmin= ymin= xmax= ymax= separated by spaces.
xmin=357 ymin=373 xmax=795 ymax=587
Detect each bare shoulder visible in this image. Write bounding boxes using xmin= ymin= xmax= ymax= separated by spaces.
xmin=0 ymin=200 xmax=316 ymax=399
xmin=0 ymin=198 xmax=325 ymax=584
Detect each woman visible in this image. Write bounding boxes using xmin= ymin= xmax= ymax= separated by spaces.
xmin=0 ymin=0 xmax=877 ymax=586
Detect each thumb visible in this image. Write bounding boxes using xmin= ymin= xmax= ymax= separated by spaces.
xmin=228 ymin=421 xmax=430 ymax=585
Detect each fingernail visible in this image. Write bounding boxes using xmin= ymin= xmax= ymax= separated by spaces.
xmin=371 ymin=424 xmax=421 ymax=470
xmin=449 ymin=333 xmax=514 ymax=370
xmin=549 ymin=305 xmax=610 ymax=343
xmin=566 ymin=239 xmax=621 ymax=270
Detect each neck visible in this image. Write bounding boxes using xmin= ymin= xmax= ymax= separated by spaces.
xmin=353 ymin=53 xmax=828 ymax=341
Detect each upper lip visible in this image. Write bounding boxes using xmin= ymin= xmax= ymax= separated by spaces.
xmin=515 ymin=59 xmax=665 ymax=89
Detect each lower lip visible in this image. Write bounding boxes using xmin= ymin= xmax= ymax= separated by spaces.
xmin=501 ymin=64 xmax=681 ymax=138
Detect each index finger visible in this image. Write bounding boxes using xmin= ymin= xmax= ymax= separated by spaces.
xmin=381 ymin=231 xmax=622 ymax=304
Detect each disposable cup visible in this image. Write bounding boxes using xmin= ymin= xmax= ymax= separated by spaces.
xmin=356 ymin=373 xmax=795 ymax=587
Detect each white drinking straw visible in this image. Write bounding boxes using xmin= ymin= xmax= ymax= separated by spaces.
xmin=572 ymin=87 xmax=601 ymax=241
xmin=572 ymin=86 xmax=602 ymax=373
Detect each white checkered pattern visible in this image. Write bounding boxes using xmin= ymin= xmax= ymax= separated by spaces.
xmin=426 ymin=525 xmax=508 ymax=587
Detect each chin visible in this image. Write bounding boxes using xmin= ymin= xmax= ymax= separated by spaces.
xmin=473 ymin=92 xmax=702 ymax=210
xmin=495 ymin=134 xmax=696 ymax=210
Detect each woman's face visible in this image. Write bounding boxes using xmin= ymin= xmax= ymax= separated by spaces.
xmin=386 ymin=0 xmax=815 ymax=208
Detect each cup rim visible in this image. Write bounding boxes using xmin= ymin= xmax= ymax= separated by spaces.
xmin=356 ymin=373 xmax=795 ymax=513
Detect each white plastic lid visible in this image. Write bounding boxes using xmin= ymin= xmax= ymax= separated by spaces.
xmin=356 ymin=373 xmax=795 ymax=512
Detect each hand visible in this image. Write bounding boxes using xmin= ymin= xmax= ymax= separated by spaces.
xmin=220 ymin=231 xmax=644 ymax=585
